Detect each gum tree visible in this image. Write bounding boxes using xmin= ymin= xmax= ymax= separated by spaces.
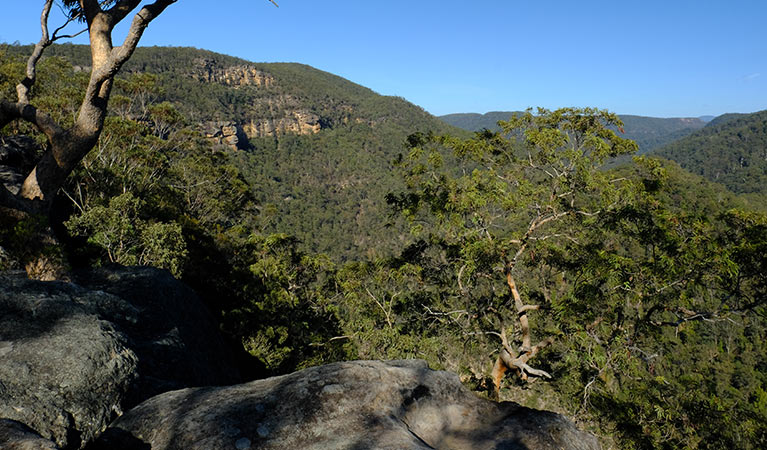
xmin=0 ymin=0 xmax=274 ymax=213
xmin=389 ymin=108 xmax=638 ymax=394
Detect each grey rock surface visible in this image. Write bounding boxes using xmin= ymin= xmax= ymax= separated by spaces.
xmin=94 ymin=360 xmax=600 ymax=450
xmin=0 ymin=135 xmax=38 ymax=171
xmin=0 ymin=266 xmax=240 ymax=449
xmin=0 ymin=135 xmax=39 ymax=195
xmin=0 ymin=273 xmax=138 ymax=449
xmin=71 ymin=266 xmax=241 ymax=405
xmin=0 ymin=419 xmax=60 ymax=449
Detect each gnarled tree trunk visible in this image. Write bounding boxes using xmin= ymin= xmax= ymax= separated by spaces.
xmin=0 ymin=0 xmax=177 ymax=214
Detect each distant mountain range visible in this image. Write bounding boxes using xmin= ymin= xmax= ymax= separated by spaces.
xmin=439 ymin=111 xmax=711 ymax=153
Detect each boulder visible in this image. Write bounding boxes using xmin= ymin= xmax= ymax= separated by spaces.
xmin=0 ymin=273 xmax=138 ymax=449
xmin=71 ymin=266 xmax=242 ymax=404
xmin=0 ymin=419 xmax=60 ymax=450
xmin=0 ymin=266 xmax=241 ymax=449
xmin=93 ymin=360 xmax=600 ymax=450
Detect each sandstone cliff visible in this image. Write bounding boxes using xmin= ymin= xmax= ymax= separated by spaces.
xmin=189 ymin=58 xmax=324 ymax=143
xmin=192 ymin=58 xmax=275 ymax=88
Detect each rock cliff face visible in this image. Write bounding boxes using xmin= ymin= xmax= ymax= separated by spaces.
xmin=189 ymin=58 xmax=323 ymax=141
xmin=242 ymin=109 xmax=322 ymax=137
xmin=201 ymin=121 xmax=249 ymax=150
xmin=93 ymin=360 xmax=601 ymax=450
xmin=192 ymin=58 xmax=274 ymax=88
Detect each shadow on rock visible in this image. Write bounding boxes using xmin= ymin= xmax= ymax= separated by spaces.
xmin=92 ymin=360 xmax=600 ymax=450
xmin=0 ymin=266 xmax=241 ymax=449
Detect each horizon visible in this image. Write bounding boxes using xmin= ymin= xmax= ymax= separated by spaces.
xmin=2 ymin=1 xmax=766 ymax=118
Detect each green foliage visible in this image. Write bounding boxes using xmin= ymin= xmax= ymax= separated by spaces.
xmin=219 ymin=232 xmax=346 ymax=372
xmin=440 ymin=111 xmax=707 ymax=153
xmin=540 ymin=158 xmax=767 ymax=449
xmin=380 ymin=109 xmax=767 ymax=448
xmin=374 ymin=108 xmax=639 ymax=385
xmin=2 ymin=43 xmax=465 ymax=260
xmin=652 ymin=110 xmax=767 ymax=195
xmin=65 ymin=192 xmax=187 ymax=276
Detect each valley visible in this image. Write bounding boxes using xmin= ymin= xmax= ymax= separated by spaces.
xmin=2 ymin=41 xmax=767 ymax=450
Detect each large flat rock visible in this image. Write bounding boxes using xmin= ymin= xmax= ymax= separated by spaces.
xmin=94 ymin=360 xmax=600 ymax=450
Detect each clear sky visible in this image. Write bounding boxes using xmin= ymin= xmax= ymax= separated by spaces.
xmin=2 ymin=1 xmax=766 ymax=118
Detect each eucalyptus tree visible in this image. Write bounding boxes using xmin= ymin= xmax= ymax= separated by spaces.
xmin=0 ymin=0 xmax=273 ymax=214
xmin=389 ymin=108 xmax=638 ymax=394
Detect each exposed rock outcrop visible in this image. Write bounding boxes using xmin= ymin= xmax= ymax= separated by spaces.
xmin=201 ymin=121 xmax=249 ymax=150
xmin=192 ymin=58 xmax=274 ymax=88
xmin=188 ymin=59 xmax=325 ymax=139
xmin=0 ymin=267 xmax=241 ymax=449
xmin=0 ymin=273 xmax=138 ymax=449
xmin=203 ymin=110 xmax=323 ymax=143
xmin=243 ymin=110 xmax=322 ymax=138
xmin=93 ymin=360 xmax=600 ymax=450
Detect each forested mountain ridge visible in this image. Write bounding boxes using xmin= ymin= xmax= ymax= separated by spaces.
xmin=651 ymin=109 xmax=767 ymax=195
xmin=3 ymin=43 xmax=461 ymax=259
xmin=7 ymin=44 xmax=454 ymax=140
xmin=440 ymin=111 xmax=708 ymax=153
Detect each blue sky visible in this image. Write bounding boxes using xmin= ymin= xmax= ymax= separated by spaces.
xmin=2 ymin=1 xmax=766 ymax=117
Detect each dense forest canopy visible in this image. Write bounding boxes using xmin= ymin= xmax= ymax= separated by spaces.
xmin=440 ymin=111 xmax=709 ymax=154
xmin=1 ymin=37 xmax=767 ymax=450
xmin=651 ymin=109 xmax=767 ymax=196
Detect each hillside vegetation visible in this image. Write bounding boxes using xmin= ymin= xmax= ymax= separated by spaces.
xmin=440 ymin=111 xmax=707 ymax=153
xmin=2 ymin=43 xmax=767 ymax=450
xmin=4 ymin=43 xmax=462 ymax=260
xmin=652 ymin=109 xmax=767 ymax=196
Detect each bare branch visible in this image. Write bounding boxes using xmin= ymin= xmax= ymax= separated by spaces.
xmin=51 ymin=7 xmax=86 ymax=41
xmin=308 ymin=335 xmax=353 ymax=347
xmin=422 ymin=305 xmax=469 ymax=318
xmin=104 ymin=0 xmax=143 ymax=25
xmin=96 ymin=0 xmax=176 ymax=83
xmin=53 ymin=27 xmax=89 ymax=41
xmin=515 ymin=362 xmax=552 ymax=379
xmin=0 ymin=101 xmax=65 ymax=143
xmin=366 ymin=287 xmax=392 ymax=328
xmin=518 ymin=304 xmax=540 ymax=314
xmin=457 ymin=263 xmax=466 ymax=292
xmin=505 ymin=271 xmax=531 ymax=351
xmin=499 ymin=327 xmax=515 ymax=356
xmin=16 ymin=0 xmax=55 ymax=103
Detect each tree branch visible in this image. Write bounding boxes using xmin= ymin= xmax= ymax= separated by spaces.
xmin=0 ymin=101 xmax=65 ymax=142
xmin=16 ymin=0 xmax=55 ymax=104
xmin=88 ymin=0 xmax=176 ymax=87
xmin=104 ymin=0 xmax=143 ymax=25
xmin=518 ymin=304 xmax=540 ymax=314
